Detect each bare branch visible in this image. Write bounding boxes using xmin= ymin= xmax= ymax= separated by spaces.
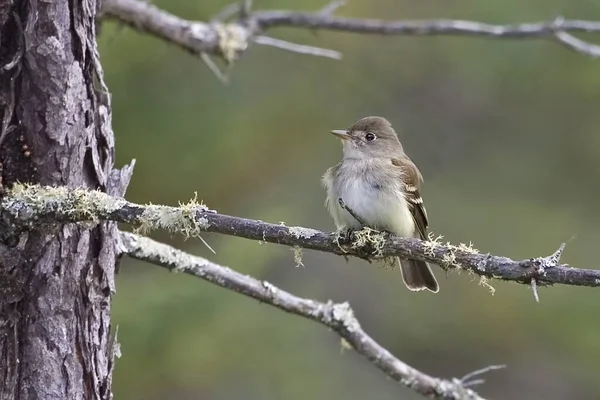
xmin=210 ymin=2 xmax=241 ymax=24
xmin=460 ymin=365 xmax=506 ymax=387
xmin=253 ymin=35 xmax=342 ymax=59
xmin=554 ymin=31 xmax=600 ymax=57
xmin=319 ymin=0 xmax=346 ymax=16
xmin=101 ymin=0 xmax=600 ymax=62
xmin=2 ymin=184 xmax=600 ymax=289
xmin=531 ymin=278 xmax=540 ymax=302
xmin=200 ymin=52 xmax=230 ymax=84
xmin=101 ymin=0 xmax=251 ymax=62
xmin=254 ymin=13 xmax=600 ymax=38
xmin=119 ymin=231 xmax=491 ymax=400
xmin=549 ymin=16 xmax=600 ymax=57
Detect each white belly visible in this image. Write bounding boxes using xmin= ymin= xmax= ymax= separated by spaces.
xmin=329 ymin=176 xmax=415 ymax=237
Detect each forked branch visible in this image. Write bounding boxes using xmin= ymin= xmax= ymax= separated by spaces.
xmin=101 ymin=0 xmax=600 ymax=66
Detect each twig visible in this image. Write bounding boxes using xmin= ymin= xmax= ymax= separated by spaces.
xmin=240 ymin=0 xmax=252 ymax=20
xmin=253 ymin=35 xmax=342 ymax=59
xmin=101 ymin=0 xmax=600 ymax=62
xmin=460 ymin=365 xmax=506 ymax=387
xmin=255 ymin=13 xmax=600 ymax=38
xmin=551 ymin=16 xmax=600 ymax=57
xmin=211 ymin=2 xmax=241 ymax=24
xmin=200 ymin=52 xmax=230 ymax=84
xmin=319 ymin=0 xmax=346 ymax=16
xmin=119 ymin=231 xmax=488 ymax=400
xmin=2 ymin=184 xmax=600 ymax=289
xmin=554 ymin=31 xmax=600 ymax=57
xmin=531 ymin=278 xmax=540 ymax=303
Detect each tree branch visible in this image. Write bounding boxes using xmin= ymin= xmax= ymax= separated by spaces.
xmin=2 ymin=184 xmax=599 ymax=289
xmin=119 ymin=231 xmax=494 ymax=400
xmin=100 ymin=0 xmax=600 ymax=63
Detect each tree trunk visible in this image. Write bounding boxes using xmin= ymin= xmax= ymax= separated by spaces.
xmin=0 ymin=0 xmax=132 ymax=398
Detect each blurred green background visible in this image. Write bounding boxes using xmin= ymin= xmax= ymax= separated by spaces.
xmin=99 ymin=0 xmax=600 ymax=398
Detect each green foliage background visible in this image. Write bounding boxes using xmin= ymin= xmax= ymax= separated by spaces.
xmin=100 ymin=1 xmax=600 ymax=398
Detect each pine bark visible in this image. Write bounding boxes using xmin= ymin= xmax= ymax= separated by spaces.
xmin=0 ymin=0 xmax=132 ymax=398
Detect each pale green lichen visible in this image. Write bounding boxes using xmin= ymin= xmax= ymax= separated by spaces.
xmin=8 ymin=185 xmax=216 ymax=251
xmin=420 ymin=231 xmax=483 ymax=274
xmin=215 ymin=23 xmax=248 ymax=63
xmin=9 ymin=183 xmax=126 ymax=222
xmin=333 ymin=229 xmax=350 ymax=254
xmin=456 ymin=241 xmax=479 ymax=254
xmin=351 ymin=227 xmax=386 ymax=257
xmin=135 ymin=192 xmax=214 ymax=253
xmin=427 ymin=232 xmax=444 ymax=243
xmin=136 ymin=192 xmax=210 ymax=238
xmin=444 ymin=240 xmax=479 ymax=255
xmin=258 ymin=229 xmax=267 ymax=245
xmin=177 ymin=192 xmax=211 ymax=237
xmin=340 ymin=337 xmax=353 ymax=353
xmin=331 ymin=302 xmax=361 ymax=333
xmin=478 ymin=276 xmax=496 ymax=295
xmin=425 ymin=232 xmax=479 ymax=258
xmin=289 ymin=226 xmax=319 ymax=240
xmin=136 ymin=205 xmax=206 ymax=238
xmin=292 ymin=246 xmax=305 ymax=268
xmin=332 ymin=227 xmax=392 ymax=269
xmin=441 ymin=252 xmax=458 ymax=268
xmin=422 ymin=241 xmax=439 ymax=257
xmin=422 ymin=232 xmax=443 ymax=256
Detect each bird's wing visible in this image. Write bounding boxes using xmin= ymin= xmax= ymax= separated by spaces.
xmin=391 ymin=157 xmax=428 ymax=239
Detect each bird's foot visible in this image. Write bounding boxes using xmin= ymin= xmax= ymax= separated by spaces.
xmin=337 ymin=227 xmax=378 ymax=263
xmin=337 ymin=227 xmax=357 ymax=244
xmin=379 ymin=229 xmax=394 ymax=239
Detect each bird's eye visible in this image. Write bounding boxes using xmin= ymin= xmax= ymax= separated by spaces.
xmin=365 ymin=132 xmax=376 ymax=142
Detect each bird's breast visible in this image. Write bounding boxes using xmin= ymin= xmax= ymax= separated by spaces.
xmin=331 ymin=162 xmax=415 ymax=236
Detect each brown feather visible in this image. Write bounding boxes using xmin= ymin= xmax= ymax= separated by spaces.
xmin=391 ymin=157 xmax=428 ymax=239
xmin=391 ymin=156 xmax=439 ymax=293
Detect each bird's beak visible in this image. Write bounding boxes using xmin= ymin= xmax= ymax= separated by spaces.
xmin=330 ymin=130 xmax=351 ymax=141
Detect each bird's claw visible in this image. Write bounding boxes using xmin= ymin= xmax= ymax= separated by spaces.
xmin=379 ymin=229 xmax=394 ymax=238
xmin=338 ymin=227 xmax=356 ymax=244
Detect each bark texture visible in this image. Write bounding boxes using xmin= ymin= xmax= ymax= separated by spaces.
xmin=0 ymin=0 xmax=133 ymax=398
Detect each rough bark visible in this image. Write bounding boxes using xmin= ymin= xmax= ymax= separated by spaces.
xmin=0 ymin=0 xmax=133 ymax=399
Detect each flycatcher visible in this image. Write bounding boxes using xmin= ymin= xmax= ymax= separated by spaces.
xmin=322 ymin=116 xmax=439 ymax=293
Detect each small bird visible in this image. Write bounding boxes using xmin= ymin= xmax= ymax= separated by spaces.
xmin=322 ymin=116 xmax=439 ymax=293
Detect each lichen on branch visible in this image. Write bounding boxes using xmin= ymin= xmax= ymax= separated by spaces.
xmin=1 ymin=184 xmax=598 ymax=290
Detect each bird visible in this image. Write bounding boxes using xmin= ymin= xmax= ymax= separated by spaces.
xmin=321 ymin=116 xmax=439 ymax=293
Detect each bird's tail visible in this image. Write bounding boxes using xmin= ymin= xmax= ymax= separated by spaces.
xmin=397 ymin=257 xmax=439 ymax=293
